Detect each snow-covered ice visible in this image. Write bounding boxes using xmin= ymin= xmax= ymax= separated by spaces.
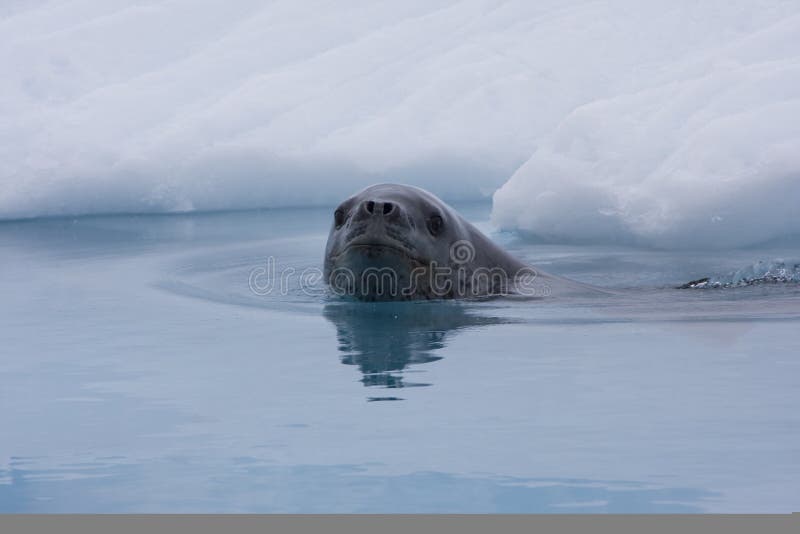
xmin=2 ymin=0 xmax=799 ymax=248
xmin=493 ymin=5 xmax=800 ymax=248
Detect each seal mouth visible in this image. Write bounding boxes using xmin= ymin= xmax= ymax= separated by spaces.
xmin=334 ymin=242 xmax=423 ymax=264
xmin=331 ymin=243 xmax=426 ymax=265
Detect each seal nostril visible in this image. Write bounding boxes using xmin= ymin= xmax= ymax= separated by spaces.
xmin=383 ymin=202 xmax=394 ymax=215
xmin=365 ymin=201 xmax=375 ymax=214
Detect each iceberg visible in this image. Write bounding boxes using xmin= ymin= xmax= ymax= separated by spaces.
xmin=1 ymin=1 xmax=798 ymax=248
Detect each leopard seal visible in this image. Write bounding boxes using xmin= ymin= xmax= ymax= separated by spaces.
xmin=324 ymin=183 xmax=593 ymax=301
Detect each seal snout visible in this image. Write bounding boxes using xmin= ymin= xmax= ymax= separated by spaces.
xmin=335 ymin=197 xmax=416 ymax=258
xmin=350 ymin=196 xmax=412 ymax=235
xmin=359 ymin=199 xmax=397 ymax=218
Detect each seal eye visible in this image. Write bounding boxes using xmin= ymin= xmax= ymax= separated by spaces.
xmin=427 ymin=214 xmax=444 ymax=236
xmin=334 ymin=208 xmax=346 ymax=228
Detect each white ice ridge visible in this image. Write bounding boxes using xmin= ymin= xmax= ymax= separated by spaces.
xmin=492 ymin=4 xmax=800 ymax=248
xmin=1 ymin=1 xmax=799 ymax=248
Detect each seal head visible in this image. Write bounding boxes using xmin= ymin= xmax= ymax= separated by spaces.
xmin=324 ymin=184 xmax=543 ymax=301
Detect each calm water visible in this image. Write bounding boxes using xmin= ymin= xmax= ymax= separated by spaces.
xmin=1 ymin=204 xmax=798 ymax=513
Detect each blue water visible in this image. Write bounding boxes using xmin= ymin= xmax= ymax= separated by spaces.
xmin=1 ymin=204 xmax=799 ymax=513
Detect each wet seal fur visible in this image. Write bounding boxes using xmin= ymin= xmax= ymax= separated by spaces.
xmin=324 ymin=184 xmax=591 ymax=301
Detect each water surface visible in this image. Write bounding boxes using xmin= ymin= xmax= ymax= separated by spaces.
xmin=1 ymin=205 xmax=798 ymax=512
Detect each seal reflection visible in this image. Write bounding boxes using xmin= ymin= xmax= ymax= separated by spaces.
xmin=323 ymin=301 xmax=512 ymax=400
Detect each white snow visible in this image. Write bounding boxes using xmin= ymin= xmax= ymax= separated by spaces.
xmin=1 ymin=0 xmax=799 ymax=247
xmin=492 ymin=4 xmax=800 ymax=248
